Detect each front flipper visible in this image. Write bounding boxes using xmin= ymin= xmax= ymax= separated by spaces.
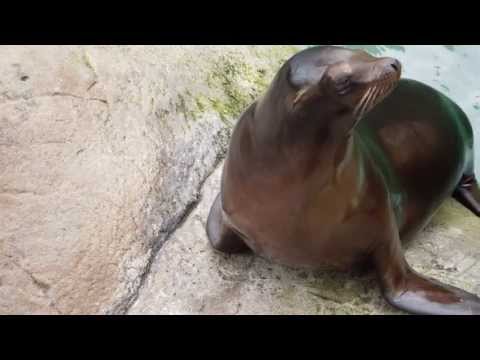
xmin=206 ymin=193 xmax=251 ymax=254
xmin=373 ymin=217 xmax=480 ymax=315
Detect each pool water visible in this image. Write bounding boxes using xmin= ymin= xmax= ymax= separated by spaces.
xmin=327 ymin=45 xmax=480 ymax=173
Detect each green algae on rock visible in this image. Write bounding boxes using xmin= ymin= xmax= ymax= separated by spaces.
xmin=203 ymin=46 xmax=299 ymax=122
xmin=160 ymin=46 xmax=300 ymax=129
xmin=206 ymin=55 xmax=267 ymax=120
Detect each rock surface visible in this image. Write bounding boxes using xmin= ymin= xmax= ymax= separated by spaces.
xmin=129 ymin=163 xmax=480 ymax=315
xmin=0 ymin=45 xmax=299 ymax=314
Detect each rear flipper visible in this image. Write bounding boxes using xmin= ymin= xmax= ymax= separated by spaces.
xmin=206 ymin=193 xmax=251 ymax=254
xmin=453 ymin=174 xmax=480 ymax=216
xmin=383 ymin=267 xmax=480 ymax=315
xmin=374 ymin=232 xmax=480 ymax=315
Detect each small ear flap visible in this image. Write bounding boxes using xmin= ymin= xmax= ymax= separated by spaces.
xmin=293 ymin=87 xmax=310 ymax=106
xmin=292 ymin=83 xmax=324 ymax=108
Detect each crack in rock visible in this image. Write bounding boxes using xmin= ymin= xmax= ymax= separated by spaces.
xmin=10 ymin=259 xmax=63 ymax=315
xmin=0 ymin=188 xmax=44 ymax=196
xmin=82 ymin=50 xmax=99 ymax=92
xmin=117 ymin=150 xmax=226 ymax=314
xmin=0 ymin=92 xmax=109 ymax=107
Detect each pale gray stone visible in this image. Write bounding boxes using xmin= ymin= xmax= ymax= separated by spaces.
xmin=0 ymin=45 xmax=299 ymax=314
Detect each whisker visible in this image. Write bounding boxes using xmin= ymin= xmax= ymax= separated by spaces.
xmin=368 ymin=84 xmax=385 ymax=110
xmin=376 ymin=82 xmax=392 ymax=104
xmin=354 ymin=77 xmax=396 ymax=117
xmin=353 ymin=75 xmax=399 ymax=121
xmin=360 ymin=85 xmax=379 ymax=117
xmin=354 ymin=86 xmax=374 ymax=117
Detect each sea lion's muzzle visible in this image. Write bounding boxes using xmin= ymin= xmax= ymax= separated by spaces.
xmin=351 ymin=57 xmax=402 ymax=119
xmin=375 ymin=57 xmax=402 ymax=80
xmin=382 ymin=57 xmax=402 ymax=75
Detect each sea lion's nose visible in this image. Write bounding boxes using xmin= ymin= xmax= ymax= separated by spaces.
xmin=376 ymin=57 xmax=402 ymax=78
xmin=390 ymin=59 xmax=401 ymax=72
xmin=384 ymin=58 xmax=402 ymax=74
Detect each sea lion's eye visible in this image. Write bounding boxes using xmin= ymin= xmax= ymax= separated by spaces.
xmin=335 ymin=75 xmax=352 ymax=95
xmin=338 ymin=75 xmax=351 ymax=85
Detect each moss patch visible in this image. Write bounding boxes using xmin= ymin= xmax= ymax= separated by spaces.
xmin=205 ymin=54 xmax=267 ymax=120
xmin=203 ymin=46 xmax=298 ymax=122
xmin=254 ymin=45 xmax=299 ymax=67
xmin=160 ymin=46 xmax=300 ymax=128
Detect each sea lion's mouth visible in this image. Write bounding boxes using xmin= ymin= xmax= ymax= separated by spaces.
xmin=353 ymin=73 xmax=400 ymax=120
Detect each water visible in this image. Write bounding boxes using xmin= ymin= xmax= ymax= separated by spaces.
xmin=320 ymin=45 xmax=480 ymax=173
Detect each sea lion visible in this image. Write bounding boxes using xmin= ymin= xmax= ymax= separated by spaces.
xmin=206 ymin=45 xmax=480 ymax=315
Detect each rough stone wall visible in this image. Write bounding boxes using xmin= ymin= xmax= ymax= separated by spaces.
xmin=0 ymin=45 xmax=299 ymax=314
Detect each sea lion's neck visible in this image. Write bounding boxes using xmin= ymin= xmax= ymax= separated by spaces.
xmin=253 ymin=95 xmax=324 ymax=147
xmin=248 ymin=96 xmax=356 ymax=180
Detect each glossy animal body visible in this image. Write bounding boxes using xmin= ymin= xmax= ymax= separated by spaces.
xmin=206 ymin=46 xmax=480 ymax=315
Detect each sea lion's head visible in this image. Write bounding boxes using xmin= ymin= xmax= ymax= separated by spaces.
xmin=287 ymin=46 xmax=401 ymax=132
